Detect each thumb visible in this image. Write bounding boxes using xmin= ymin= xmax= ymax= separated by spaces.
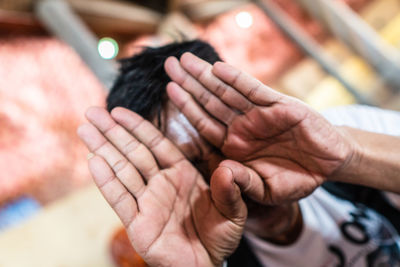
xmin=219 ymin=160 xmax=269 ymax=204
xmin=210 ymin=166 xmax=247 ymax=225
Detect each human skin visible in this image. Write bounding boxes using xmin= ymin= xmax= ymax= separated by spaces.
xmin=160 ymin=101 xmax=303 ymax=245
xmin=164 ymin=52 xmax=400 ymax=203
xmin=78 ymin=102 xmax=305 ymax=266
xmin=77 ymin=106 xmax=247 ymax=267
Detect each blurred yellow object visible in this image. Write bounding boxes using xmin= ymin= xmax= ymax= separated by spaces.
xmin=306 ymin=12 xmax=400 ymax=111
xmin=361 ymin=0 xmax=400 ymax=30
xmin=0 ymin=185 xmax=121 ymax=267
xmin=380 ymin=14 xmax=400 ymax=109
xmin=279 ymin=40 xmax=354 ymax=100
xmin=279 ymin=0 xmax=400 ymax=110
xmin=381 ymin=14 xmax=400 ymax=47
xmin=306 ymin=78 xmax=356 ymax=111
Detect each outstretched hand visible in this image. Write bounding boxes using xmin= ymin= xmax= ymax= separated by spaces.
xmin=77 ymin=107 xmax=247 ymax=267
xmin=165 ymin=53 xmax=355 ymax=205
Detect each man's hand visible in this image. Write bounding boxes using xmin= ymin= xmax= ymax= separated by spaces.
xmin=77 ymin=107 xmax=247 ymax=267
xmin=164 ymin=53 xmax=355 ymax=204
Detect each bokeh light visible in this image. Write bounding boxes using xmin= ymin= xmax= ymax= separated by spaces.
xmin=235 ymin=11 xmax=253 ymax=29
xmin=98 ymin=37 xmax=119 ymax=59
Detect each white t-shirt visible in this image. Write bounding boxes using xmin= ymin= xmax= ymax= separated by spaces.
xmin=246 ymin=188 xmax=400 ymax=267
xmin=245 ymin=105 xmax=400 ymax=267
xmin=321 ymin=105 xmax=400 ymax=136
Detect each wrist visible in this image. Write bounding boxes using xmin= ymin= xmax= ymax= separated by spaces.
xmin=324 ymin=126 xmax=400 ymax=193
xmin=327 ymin=126 xmax=364 ymax=182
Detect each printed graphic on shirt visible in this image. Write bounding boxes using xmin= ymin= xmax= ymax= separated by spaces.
xmin=328 ymin=203 xmax=400 ymax=267
xmin=245 ymin=188 xmax=400 ymax=267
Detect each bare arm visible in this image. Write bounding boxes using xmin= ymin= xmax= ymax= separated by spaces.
xmin=164 ymin=52 xmax=400 ymax=204
xmin=331 ymin=126 xmax=400 ymax=193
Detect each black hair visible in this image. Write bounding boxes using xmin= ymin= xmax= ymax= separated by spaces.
xmin=107 ymin=40 xmax=222 ymax=122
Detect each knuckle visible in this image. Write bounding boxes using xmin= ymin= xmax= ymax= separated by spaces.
xmin=112 ymin=158 xmax=129 ymax=174
xmin=241 ymin=176 xmax=253 ymax=194
xmin=145 ymin=165 xmax=159 ymax=178
xmin=103 ymin=123 xmax=118 ymax=137
xmin=123 ymin=138 xmax=140 ymax=155
xmin=113 ymin=190 xmax=131 ymax=208
xmin=223 ymin=111 xmax=235 ymax=125
xmin=98 ymin=174 xmax=116 ymax=191
xmin=197 ymin=65 xmax=210 ymax=81
xmin=231 ymin=71 xmax=242 ymax=87
xmin=147 ymin=133 xmax=164 ymax=149
xmin=214 ymin=82 xmax=228 ymax=97
xmin=193 ymin=117 xmax=208 ymax=133
xmin=120 ymin=211 xmax=135 ymax=229
xmin=243 ymin=101 xmax=254 ymax=113
xmin=198 ymin=90 xmax=211 ymax=105
xmin=180 ymin=99 xmax=191 ymax=115
xmin=181 ymin=72 xmax=191 ymax=87
xmin=93 ymin=140 xmax=108 ymax=154
xmin=129 ymin=116 xmax=145 ymax=133
xmin=247 ymin=83 xmax=261 ymax=100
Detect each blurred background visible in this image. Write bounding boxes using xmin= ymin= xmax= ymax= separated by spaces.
xmin=0 ymin=0 xmax=399 ymax=266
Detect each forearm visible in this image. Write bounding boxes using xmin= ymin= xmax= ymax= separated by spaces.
xmin=329 ymin=126 xmax=400 ymax=193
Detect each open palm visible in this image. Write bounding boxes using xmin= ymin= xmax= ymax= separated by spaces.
xmin=165 ymin=53 xmax=353 ymax=204
xmin=221 ymin=100 xmax=351 ymax=203
xmin=78 ymin=107 xmax=247 ymax=267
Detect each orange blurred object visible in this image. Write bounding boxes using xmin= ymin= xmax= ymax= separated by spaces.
xmin=110 ymin=227 xmax=148 ymax=267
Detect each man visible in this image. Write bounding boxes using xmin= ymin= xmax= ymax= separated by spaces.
xmin=78 ymin=40 xmax=400 ymax=266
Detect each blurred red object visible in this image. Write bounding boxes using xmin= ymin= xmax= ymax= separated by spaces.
xmin=0 ymin=37 xmax=105 ymax=205
xmin=110 ymin=227 xmax=148 ymax=267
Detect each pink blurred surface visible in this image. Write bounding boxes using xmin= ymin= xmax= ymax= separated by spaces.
xmin=0 ymin=37 xmax=105 ymax=204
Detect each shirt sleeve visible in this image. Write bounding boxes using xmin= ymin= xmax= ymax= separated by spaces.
xmin=321 ymin=105 xmax=400 ymax=136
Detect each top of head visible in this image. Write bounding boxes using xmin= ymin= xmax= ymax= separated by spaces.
xmin=107 ymin=40 xmax=221 ymax=122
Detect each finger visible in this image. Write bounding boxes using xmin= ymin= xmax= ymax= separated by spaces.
xmin=85 ymin=107 xmax=159 ymax=180
xmin=212 ymin=62 xmax=283 ymax=106
xmin=218 ymin=160 xmax=270 ymax=205
xmin=165 ymin=56 xmax=236 ymax=125
xmin=88 ymin=155 xmax=138 ymax=227
xmin=210 ymin=166 xmax=247 ymax=225
xmin=180 ymin=52 xmax=253 ymax=113
xmin=167 ymin=82 xmax=226 ymax=147
xmin=249 ymin=158 xmax=322 ymax=204
xmin=110 ymin=107 xmax=184 ymax=168
xmin=78 ymin=123 xmax=147 ymax=195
